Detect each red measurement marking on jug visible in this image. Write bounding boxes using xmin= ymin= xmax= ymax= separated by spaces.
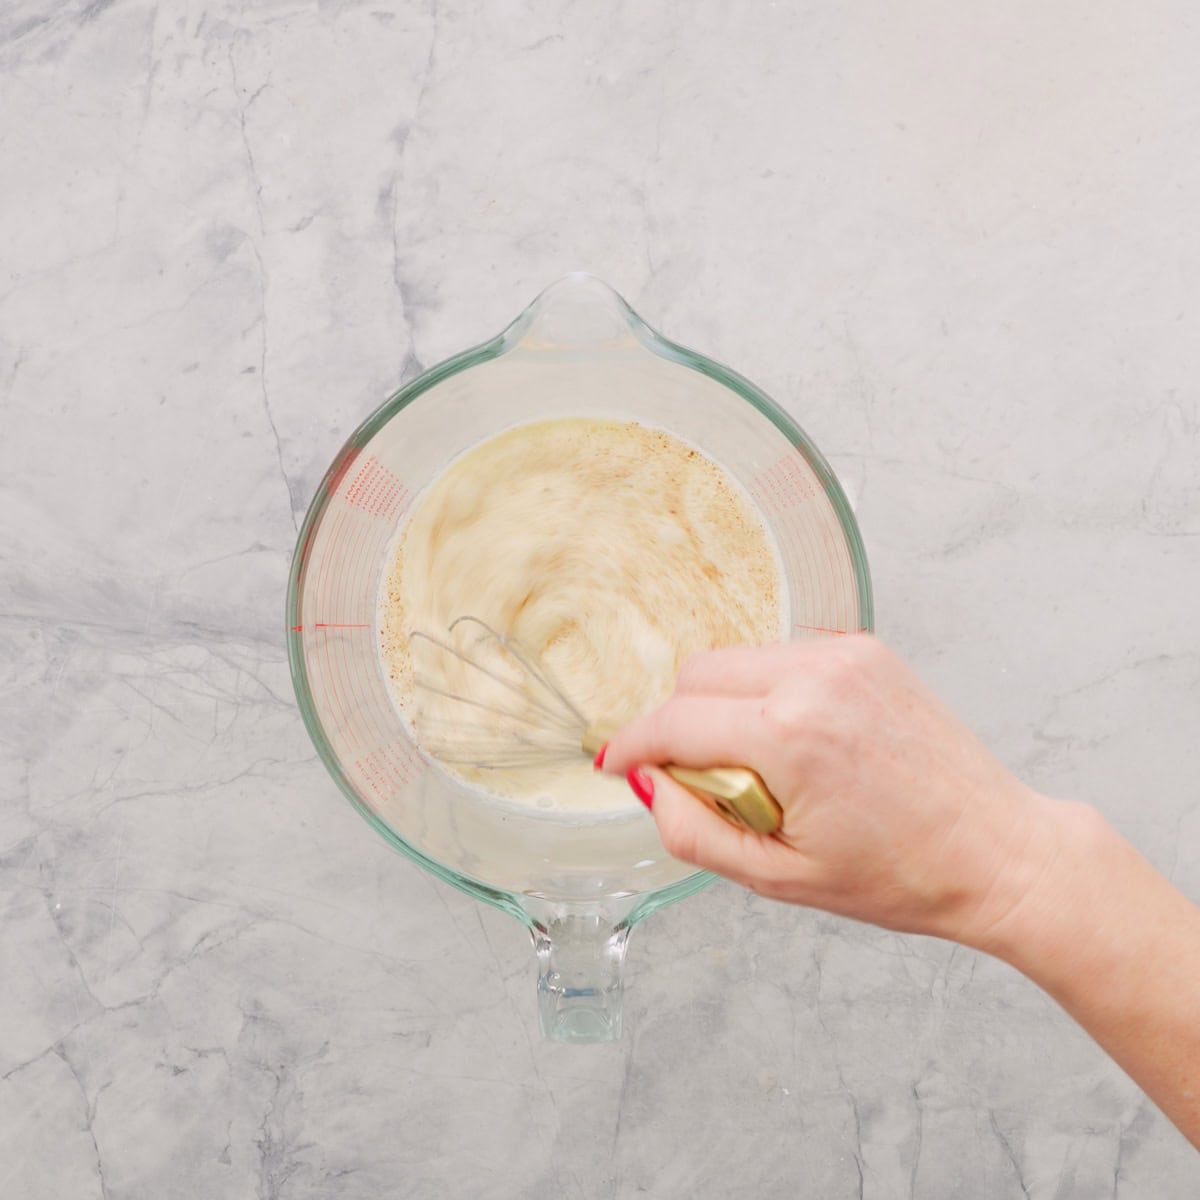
xmin=356 ymin=741 xmax=423 ymax=802
xmin=326 ymin=446 xmax=362 ymax=497
xmin=343 ymin=456 xmax=409 ymax=520
xmin=751 ymin=454 xmax=819 ymax=515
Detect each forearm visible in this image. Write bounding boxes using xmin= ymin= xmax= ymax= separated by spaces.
xmin=981 ymin=798 xmax=1200 ymax=1147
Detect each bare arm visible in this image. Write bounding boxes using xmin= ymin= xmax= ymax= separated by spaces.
xmin=600 ymin=636 xmax=1200 ymax=1148
xmin=983 ymin=800 xmax=1200 ymax=1145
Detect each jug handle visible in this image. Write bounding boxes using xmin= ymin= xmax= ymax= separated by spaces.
xmin=522 ymin=899 xmax=633 ymax=1043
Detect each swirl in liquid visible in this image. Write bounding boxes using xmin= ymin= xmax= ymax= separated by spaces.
xmin=380 ymin=418 xmax=783 ymax=814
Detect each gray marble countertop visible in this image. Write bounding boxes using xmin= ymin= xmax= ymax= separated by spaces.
xmin=3 ymin=2 xmax=1198 ymax=1196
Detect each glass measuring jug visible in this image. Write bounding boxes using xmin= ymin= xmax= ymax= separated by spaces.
xmin=286 ymin=274 xmax=872 ymax=1042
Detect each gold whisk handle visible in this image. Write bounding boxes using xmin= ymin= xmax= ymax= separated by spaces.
xmin=582 ymin=723 xmax=782 ymax=836
xmin=664 ymin=765 xmax=782 ymax=835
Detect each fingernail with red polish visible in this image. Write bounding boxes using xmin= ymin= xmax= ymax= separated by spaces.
xmin=626 ymin=767 xmax=654 ymax=810
xmin=592 ymin=744 xmax=607 ymax=771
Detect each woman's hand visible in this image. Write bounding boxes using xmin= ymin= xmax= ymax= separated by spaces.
xmin=600 ymin=635 xmax=1065 ymax=953
xmin=601 ymin=635 xmax=1200 ymax=1148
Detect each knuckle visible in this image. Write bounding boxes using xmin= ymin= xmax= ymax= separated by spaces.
xmin=761 ymin=686 xmax=812 ymax=740
xmin=844 ymin=632 xmax=887 ymax=668
xmin=813 ymin=642 xmax=869 ymax=702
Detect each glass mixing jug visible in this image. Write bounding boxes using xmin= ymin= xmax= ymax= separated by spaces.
xmin=286 ymin=274 xmax=872 ymax=1042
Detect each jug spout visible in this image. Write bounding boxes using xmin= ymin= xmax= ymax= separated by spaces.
xmin=516 ymin=273 xmax=640 ymax=351
xmin=524 ymin=898 xmax=633 ymax=1043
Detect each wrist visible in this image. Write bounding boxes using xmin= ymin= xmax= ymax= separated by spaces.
xmin=969 ymin=794 xmax=1148 ymax=991
xmin=961 ymin=790 xmax=1107 ymax=967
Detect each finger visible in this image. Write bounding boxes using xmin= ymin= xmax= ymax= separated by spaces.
xmin=674 ymin=644 xmax=790 ymax=697
xmin=673 ymin=639 xmax=831 ymax=698
xmin=600 ymin=695 xmax=769 ymax=776
xmin=636 ymin=766 xmax=796 ymax=887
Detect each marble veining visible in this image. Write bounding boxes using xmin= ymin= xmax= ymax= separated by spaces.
xmin=2 ymin=1 xmax=1198 ymax=1196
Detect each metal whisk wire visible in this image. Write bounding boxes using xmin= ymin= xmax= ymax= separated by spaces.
xmin=406 ymin=615 xmax=784 ymax=834
xmin=409 ymin=616 xmax=591 ymax=769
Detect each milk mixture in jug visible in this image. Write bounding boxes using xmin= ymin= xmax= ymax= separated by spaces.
xmin=380 ymin=418 xmax=785 ymax=813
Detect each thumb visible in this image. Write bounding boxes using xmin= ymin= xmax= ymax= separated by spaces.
xmin=630 ymin=766 xmax=764 ymax=882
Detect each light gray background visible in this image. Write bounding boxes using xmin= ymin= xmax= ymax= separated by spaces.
xmin=2 ymin=2 xmax=1198 ymax=1196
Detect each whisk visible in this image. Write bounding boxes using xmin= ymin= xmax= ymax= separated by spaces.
xmin=409 ymin=616 xmax=782 ymax=834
